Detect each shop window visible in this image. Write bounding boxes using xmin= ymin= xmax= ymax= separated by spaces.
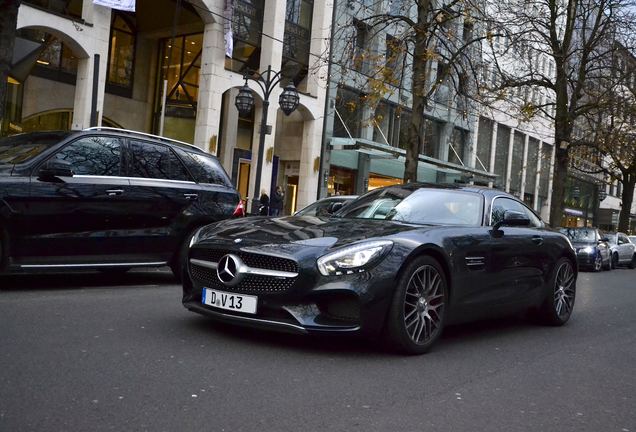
xmin=476 ymin=117 xmax=492 ymax=171
xmin=24 ymin=0 xmax=82 ymax=20
xmin=19 ymin=29 xmax=79 ymax=84
xmin=385 ymin=35 xmax=403 ymax=81
xmin=334 ymin=87 xmax=363 ymax=138
xmin=538 ymin=143 xmax=552 ymax=199
xmin=509 ymin=131 xmax=524 ymax=195
xmin=282 ymin=0 xmax=313 ymax=88
xmin=351 ymin=19 xmax=371 ymax=73
xmin=494 ymin=124 xmax=510 ymax=190
xmin=107 ymin=13 xmax=136 ymax=97
xmin=226 ymin=0 xmax=264 ymax=74
xmin=526 ymin=138 xmax=539 ymax=194
xmin=449 ymin=128 xmax=468 ymax=166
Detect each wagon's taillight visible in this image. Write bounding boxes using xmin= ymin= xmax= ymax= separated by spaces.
xmin=233 ymin=200 xmax=246 ymax=217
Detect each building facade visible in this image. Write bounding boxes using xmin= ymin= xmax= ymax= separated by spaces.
xmin=4 ymin=0 xmax=332 ymax=214
xmin=319 ymin=0 xmax=556 ymax=220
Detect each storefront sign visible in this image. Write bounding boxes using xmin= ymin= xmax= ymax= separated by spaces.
xmin=93 ymin=0 xmax=135 ymax=11
xmin=564 ymin=208 xmax=585 ymax=217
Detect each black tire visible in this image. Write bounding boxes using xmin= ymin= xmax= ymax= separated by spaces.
xmin=537 ymin=257 xmax=576 ymax=326
xmin=629 ymin=254 xmax=636 ymax=270
xmin=611 ymin=253 xmax=619 ymax=269
xmin=594 ymin=254 xmax=604 ymax=272
xmin=170 ymin=227 xmax=199 ymax=282
xmin=385 ymin=255 xmax=448 ymax=355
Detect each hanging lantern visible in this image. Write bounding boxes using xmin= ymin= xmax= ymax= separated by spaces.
xmin=279 ymin=84 xmax=300 ymax=116
xmin=235 ymin=83 xmax=254 ymax=116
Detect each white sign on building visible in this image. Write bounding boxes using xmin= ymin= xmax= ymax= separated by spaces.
xmin=92 ymin=0 xmax=135 ymax=12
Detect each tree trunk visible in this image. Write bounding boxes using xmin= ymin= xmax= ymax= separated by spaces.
xmin=403 ymin=2 xmax=431 ymax=183
xmin=618 ymin=171 xmax=634 ymax=233
xmin=0 ymin=0 xmax=21 ymax=121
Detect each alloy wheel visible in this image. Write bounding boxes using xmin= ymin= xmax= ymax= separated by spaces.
xmin=554 ymin=260 xmax=575 ymax=320
xmin=594 ymin=255 xmax=602 ymax=271
xmin=403 ymin=265 xmax=445 ymax=345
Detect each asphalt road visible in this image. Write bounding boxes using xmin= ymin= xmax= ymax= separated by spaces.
xmin=1 ymin=267 xmax=635 ymax=432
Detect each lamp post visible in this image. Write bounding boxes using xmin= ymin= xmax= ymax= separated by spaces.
xmin=235 ymin=65 xmax=300 ymax=215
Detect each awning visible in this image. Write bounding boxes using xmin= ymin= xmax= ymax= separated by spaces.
xmin=330 ymin=137 xmax=498 ymax=181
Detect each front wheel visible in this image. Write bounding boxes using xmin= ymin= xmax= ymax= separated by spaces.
xmin=629 ymin=254 xmax=636 ymax=269
xmin=385 ymin=256 xmax=448 ymax=355
xmin=537 ymin=257 xmax=576 ymax=326
xmin=593 ymin=254 xmax=603 ymax=272
xmin=170 ymin=227 xmax=200 ymax=282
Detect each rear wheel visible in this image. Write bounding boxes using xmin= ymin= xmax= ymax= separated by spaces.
xmin=385 ymin=256 xmax=447 ymax=355
xmin=538 ymin=257 xmax=576 ymax=326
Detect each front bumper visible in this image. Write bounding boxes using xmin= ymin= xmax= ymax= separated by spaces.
xmin=575 ymin=250 xmax=598 ymax=268
xmin=182 ymin=246 xmax=403 ymax=337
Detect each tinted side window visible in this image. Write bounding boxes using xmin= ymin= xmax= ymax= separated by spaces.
xmin=53 ymin=136 xmax=122 ymax=176
xmin=174 ymin=148 xmax=231 ymax=186
xmin=129 ymin=140 xmax=191 ymax=181
xmin=491 ymin=197 xmax=541 ymax=227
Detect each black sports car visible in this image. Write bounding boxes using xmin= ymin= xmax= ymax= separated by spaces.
xmin=183 ymin=184 xmax=577 ymax=354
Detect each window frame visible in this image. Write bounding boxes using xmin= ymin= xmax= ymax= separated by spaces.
xmin=45 ymin=135 xmax=125 ymax=177
xmin=106 ymin=12 xmax=137 ymax=98
xmin=125 ymin=139 xmax=194 ymax=182
xmin=489 ymin=196 xmax=543 ymax=228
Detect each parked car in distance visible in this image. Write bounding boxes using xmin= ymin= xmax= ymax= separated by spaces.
xmin=605 ymin=232 xmax=636 ymax=269
xmin=184 ymin=184 xmax=577 ymax=354
xmin=293 ymin=195 xmax=358 ymax=217
xmin=559 ymin=227 xmax=611 ymax=272
xmin=0 ymin=128 xmax=243 ymax=279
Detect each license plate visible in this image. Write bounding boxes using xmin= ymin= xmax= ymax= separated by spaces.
xmin=202 ymin=288 xmax=257 ymax=315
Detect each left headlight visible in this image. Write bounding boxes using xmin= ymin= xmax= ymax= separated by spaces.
xmin=189 ymin=226 xmax=205 ymax=248
xmin=317 ymin=240 xmax=393 ymax=276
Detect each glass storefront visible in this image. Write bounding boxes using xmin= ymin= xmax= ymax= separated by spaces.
xmin=155 ymin=33 xmax=203 ymax=143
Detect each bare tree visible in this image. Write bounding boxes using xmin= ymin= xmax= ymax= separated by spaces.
xmin=0 ymin=0 xmax=21 ymax=121
xmin=481 ymin=0 xmax=636 ymax=225
xmin=573 ymin=42 xmax=636 ymax=232
xmin=325 ymin=0 xmax=487 ymax=183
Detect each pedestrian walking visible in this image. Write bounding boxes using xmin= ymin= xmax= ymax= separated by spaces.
xmin=270 ymin=186 xmax=285 ymax=216
xmin=258 ymin=190 xmax=269 ymax=216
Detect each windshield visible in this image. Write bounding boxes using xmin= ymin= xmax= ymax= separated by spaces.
xmin=0 ymin=132 xmax=68 ymax=164
xmin=559 ymin=228 xmax=598 ymax=242
xmin=337 ymin=187 xmax=483 ymax=226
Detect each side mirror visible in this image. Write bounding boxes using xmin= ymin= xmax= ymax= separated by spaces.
xmin=38 ymin=159 xmax=74 ymax=180
xmin=493 ymin=210 xmax=530 ymax=231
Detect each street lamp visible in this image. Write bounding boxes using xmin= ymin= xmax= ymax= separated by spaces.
xmin=235 ymin=65 xmax=300 ymax=214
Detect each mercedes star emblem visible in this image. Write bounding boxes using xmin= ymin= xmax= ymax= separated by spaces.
xmin=217 ymin=254 xmax=243 ymax=286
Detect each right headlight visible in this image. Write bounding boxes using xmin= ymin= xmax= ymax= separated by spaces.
xmin=317 ymin=240 xmax=393 ymax=276
xmin=582 ymin=246 xmax=594 ymax=254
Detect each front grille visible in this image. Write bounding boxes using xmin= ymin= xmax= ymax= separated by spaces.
xmin=190 ymin=248 xmax=298 ymax=273
xmin=190 ymin=264 xmax=296 ymax=294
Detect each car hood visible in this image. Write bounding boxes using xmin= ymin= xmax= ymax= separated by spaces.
xmin=195 ymin=215 xmax=428 ymax=253
xmin=571 ymin=241 xmax=597 ymax=249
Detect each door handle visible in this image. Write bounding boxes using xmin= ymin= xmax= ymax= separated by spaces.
xmin=183 ymin=193 xmax=198 ymax=201
xmin=106 ymin=189 xmax=124 ymax=196
xmin=532 ymin=236 xmax=544 ymax=245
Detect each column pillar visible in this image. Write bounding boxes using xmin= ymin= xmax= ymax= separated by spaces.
xmin=194 ymin=21 xmax=229 ymax=152
xmin=505 ymin=129 xmax=515 ymax=193
xmin=520 ymin=133 xmax=529 ymax=197
xmin=247 ymin=0 xmax=286 ymax=206
xmin=541 ymin=144 xmax=556 ymax=220
xmin=297 ymin=118 xmax=322 ymax=210
xmin=356 ymin=153 xmax=371 ymax=195
xmin=488 ymin=120 xmax=498 ymax=188
xmin=534 ymin=141 xmax=542 ymax=211
xmin=219 ymin=88 xmax=239 ymax=173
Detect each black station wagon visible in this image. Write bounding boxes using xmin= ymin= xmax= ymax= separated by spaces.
xmin=0 ymin=128 xmax=243 ymax=278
